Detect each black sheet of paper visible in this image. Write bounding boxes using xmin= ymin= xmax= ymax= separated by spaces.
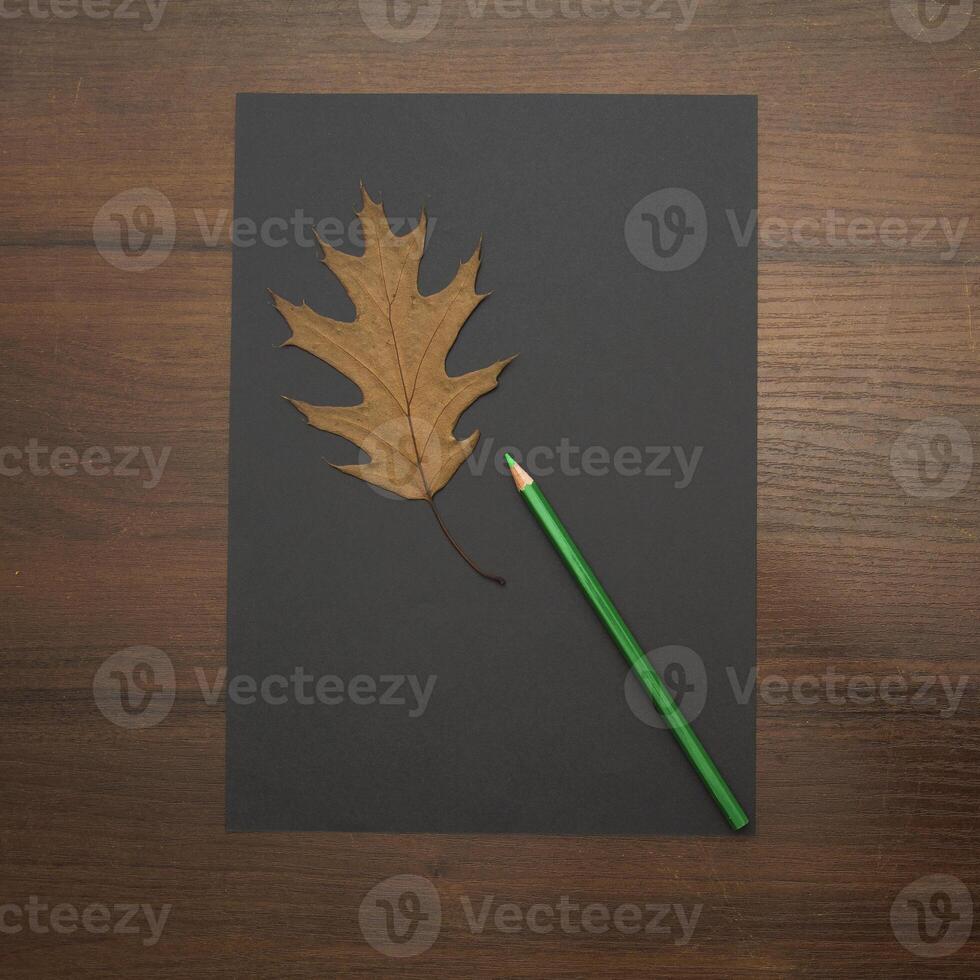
xmin=228 ymin=94 xmax=756 ymax=834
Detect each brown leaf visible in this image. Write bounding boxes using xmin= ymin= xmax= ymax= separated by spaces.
xmin=271 ymin=185 xmax=515 ymax=509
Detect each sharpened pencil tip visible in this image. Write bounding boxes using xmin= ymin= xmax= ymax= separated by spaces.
xmin=506 ymin=455 xmax=534 ymax=492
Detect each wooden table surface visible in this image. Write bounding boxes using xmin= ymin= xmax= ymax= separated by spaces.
xmin=1 ymin=1 xmax=978 ymax=976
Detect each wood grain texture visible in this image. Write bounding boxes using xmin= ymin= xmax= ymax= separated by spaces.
xmin=1 ymin=1 xmax=978 ymax=976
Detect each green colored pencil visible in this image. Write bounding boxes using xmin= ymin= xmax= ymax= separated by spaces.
xmin=504 ymin=452 xmax=749 ymax=832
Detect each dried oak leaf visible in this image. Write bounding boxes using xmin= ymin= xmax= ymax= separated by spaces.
xmin=270 ymin=186 xmax=516 ymax=582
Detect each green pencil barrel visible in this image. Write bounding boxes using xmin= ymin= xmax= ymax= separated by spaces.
xmin=520 ymin=482 xmax=749 ymax=832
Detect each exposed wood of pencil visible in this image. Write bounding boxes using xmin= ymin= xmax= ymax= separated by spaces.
xmin=508 ymin=459 xmax=534 ymax=492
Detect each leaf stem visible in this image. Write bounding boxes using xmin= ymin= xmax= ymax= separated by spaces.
xmin=424 ymin=494 xmax=506 ymax=587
